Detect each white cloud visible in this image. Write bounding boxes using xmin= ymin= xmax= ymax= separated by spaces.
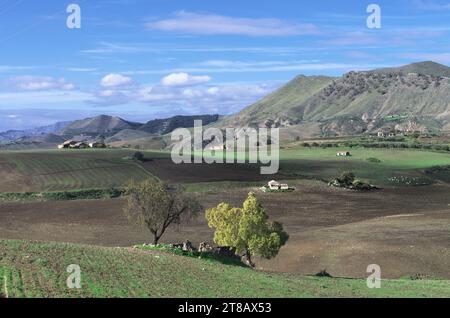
xmin=64 ymin=67 xmax=98 ymax=72
xmin=136 ymin=86 xmax=178 ymax=102
xmin=0 ymin=65 xmax=36 ymax=73
xmin=91 ymin=72 xmax=277 ymax=115
xmin=0 ymin=90 xmax=92 ymax=106
xmin=81 ymin=42 xmax=318 ymax=56
xmin=100 ymin=73 xmax=133 ymax=87
xmin=7 ymin=76 xmax=76 ymax=91
xmin=146 ymin=11 xmax=318 ymax=37
xmin=414 ymin=0 xmax=450 ymax=11
xmin=119 ymin=60 xmax=387 ymax=75
xmin=161 ymin=72 xmax=211 ymax=87
xmin=323 ymin=28 xmax=445 ymax=47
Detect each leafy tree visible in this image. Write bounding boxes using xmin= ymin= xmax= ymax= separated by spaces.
xmin=132 ymin=151 xmax=145 ymax=161
xmin=206 ymin=192 xmax=288 ymax=267
xmin=123 ymin=180 xmax=201 ymax=245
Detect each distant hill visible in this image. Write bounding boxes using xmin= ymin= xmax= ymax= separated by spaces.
xmin=0 ymin=133 xmax=67 ymax=150
xmin=139 ymin=114 xmax=219 ymax=135
xmin=0 ymin=121 xmax=72 ymax=143
xmin=59 ymin=115 xmax=142 ymax=136
xmin=16 ymin=133 xmax=66 ymax=144
xmin=58 ymin=114 xmax=219 ymax=138
xmin=31 ymin=121 xmax=73 ymax=135
xmin=0 ymin=130 xmax=27 ymax=142
xmin=1 ymin=114 xmax=220 ymax=149
xmin=105 ymin=129 xmax=153 ymax=143
xmin=374 ymin=61 xmax=450 ymax=78
xmin=220 ymin=61 xmax=450 ymax=136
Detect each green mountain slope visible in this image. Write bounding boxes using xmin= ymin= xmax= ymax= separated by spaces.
xmin=1 ymin=240 xmax=448 ymax=298
xmin=139 ymin=114 xmax=219 ymax=135
xmin=106 ymin=129 xmax=153 ymax=143
xmin=60 ymin=115 xmax=141 ymax=135
xmin=222 ymin=62 xmax=450 ymax=136
xmin=220 ymin=76 xmax=334 ymax=127
xmin=291 ymin=70 xmax=450 ymax=133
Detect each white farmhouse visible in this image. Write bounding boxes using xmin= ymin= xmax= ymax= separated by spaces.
xmin=268 ymin=180 xmax=289 ymax=190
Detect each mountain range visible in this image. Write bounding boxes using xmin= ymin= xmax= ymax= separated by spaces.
xmin=1 ymin=61 xmax=449 ymax=148
xmin=220 ymin=61 xmax=450 ymax=136
xmin=0 ymin=121 xmax=72 ymax=143
xmin=0 ymin=114 xmax=220 ymax=146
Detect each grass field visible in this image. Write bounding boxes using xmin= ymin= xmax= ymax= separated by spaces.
xmin=275 ymin=148 xmax=450 ymax=186
xmin=0 ymin=149 xmax=161 ymax=192
xmin=199 ymin=147 xmax=450 ymax=187
xmin=1 ymin=240 xmax=449 ymax=298
xmin=279 ymin=148 xmax=450 ymax=168
xmin=0 ymin=147 xmax=448 ymax=193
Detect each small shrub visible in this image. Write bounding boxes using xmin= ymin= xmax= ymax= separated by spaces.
xmin=329 ymin=172 xmax=376 ymax=191
xmin=315 ymin=270 xmax=332 ymax=278
xmin=367 ymin=157 xmax=381 ymax=163
xmin=132 ymin=151 xmax=145 ymax=162
xmin=410 ymin=273 xmax=433 ymax=281
xmin=0 ymin=188 xmax=125 ymax=202
xmin=337 ymin=171 xmax=355 ymax=186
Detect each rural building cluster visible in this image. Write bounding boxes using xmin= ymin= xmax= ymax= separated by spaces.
xmin=336 ymin=151 xmax=351 ymax=157
xmin=268 ymin=180 xmax=290 ymax=190
xmin=58 ymin=140 xmax=106 ymax=149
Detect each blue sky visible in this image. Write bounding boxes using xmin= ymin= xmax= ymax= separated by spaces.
xmin=1 ymin=0 xmax=450 ymax=130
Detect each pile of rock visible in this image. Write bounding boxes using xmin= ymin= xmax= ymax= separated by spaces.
xmin=171 ymin=241 xmax=213 ymax=253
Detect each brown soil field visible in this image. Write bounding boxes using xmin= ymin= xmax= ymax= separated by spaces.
xmin=142 ymin=159 xmax=289 ymax=183
xmin=1 ymin=180 xmax=449 ymax=279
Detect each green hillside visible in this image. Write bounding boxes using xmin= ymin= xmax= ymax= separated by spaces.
xmin=221 ymin=62 xmax=450 ymax=136
xmin=292 ymin=68 xmax=450 ymax=122
xmin=106 ymin=129 xmax=153 ymax=143
xmin=0 ymin=240 xmax=448 ymax=298
xmin=139 ymin=114 xmax=219 ymax=135
xmin=220 ymin=75 xmax=334 ymax=127
xmin=60 ymin=115 xmax=141 ymax=136
xmin=0 ymin=150 xmax=159 ymax=192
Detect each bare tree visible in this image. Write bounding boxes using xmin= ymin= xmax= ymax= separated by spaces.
xmin=123 ymin=179 xmax=201 ymax=245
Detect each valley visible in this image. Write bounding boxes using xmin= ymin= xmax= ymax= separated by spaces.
xmin=0 ymin=145 xmax=449 ymax=281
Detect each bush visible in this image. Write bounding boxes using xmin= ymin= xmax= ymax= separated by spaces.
xmin=0 ymin=188 xmax=125 ymax=202
xmin=336 ymin=171 xmax=355 ymax=186
xmin=132 ymin=151 xmax=145 ymax=161
xmin=134 ymin=244 xmax=245 ymax=267
xmin=367 ymin=157 xmax=381 ymax=163
xmin=329 ymin=172 xmax=376 ymax=191
xmin=316 ymin=270 xmax=332 ymax=278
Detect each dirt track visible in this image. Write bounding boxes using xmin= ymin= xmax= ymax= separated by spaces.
xmin=1 ymin=181 xmax=449 ymax=279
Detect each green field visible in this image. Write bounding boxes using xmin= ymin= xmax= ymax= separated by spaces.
xmin=0 ymin=147 xmax=449 ymax=193
xmin=276 ymin=148 xmax=450 ymax=186
xmin=0 ymin=240 xmax=448 ymax=298
xmin=1 ymin=149 xmax=161 ymax=191
xmin=279 ymin=148 xmax=450 ymax=168
xmin=201 ymin=147 xmax=450 ymax=186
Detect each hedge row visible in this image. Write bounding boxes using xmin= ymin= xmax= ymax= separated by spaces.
xmin=0 ymin=188 xmax=125 ymax=202
xmin=301 ymin=142 xmax=450 ymax=152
